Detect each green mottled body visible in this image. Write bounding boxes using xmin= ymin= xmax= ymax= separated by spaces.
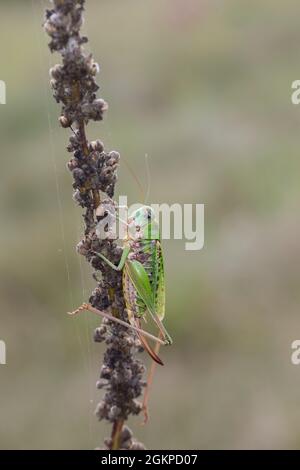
xmin=123 ymin=239 xmax=165 ymax=322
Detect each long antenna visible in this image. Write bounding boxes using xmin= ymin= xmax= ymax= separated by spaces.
xmin=144 ymin=153 xmax=151 ymax=205
xmin=122 ymin=155 xmax=145 ymax=202
xmin=122 ymin=154 xmax=152 ymax=205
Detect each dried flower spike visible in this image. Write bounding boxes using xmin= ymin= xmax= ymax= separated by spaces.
xmin=44 ymin=0 xmax=145 ymax=450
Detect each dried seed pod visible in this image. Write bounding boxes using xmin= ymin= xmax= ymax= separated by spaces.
xmin=59 ymin=115 xmax=71 ymax=128
xmin=49 ymin=64 xmax=63 ymax=80
xmin=67 ymin=158 xmax=78 ymax=171
xmin=120 ymin=426 xmax=133 ymax=443
xmin=89 ymin=140 xmax=104 ymax=152
xmin=131 ymin=441 xmax=146 ymax=451
xmin=90 ymin=62 xmax=100 ymax=76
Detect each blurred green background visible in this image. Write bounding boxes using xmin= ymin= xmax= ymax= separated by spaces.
xmin=1 ymin=0 xmax=300 ymax=449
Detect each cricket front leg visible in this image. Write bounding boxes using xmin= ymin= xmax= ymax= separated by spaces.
xmin=91 ymin=245 xmax=130 ymax=271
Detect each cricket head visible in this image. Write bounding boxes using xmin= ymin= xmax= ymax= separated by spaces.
xmin=128 ymin=205 xmax=160 ymax=240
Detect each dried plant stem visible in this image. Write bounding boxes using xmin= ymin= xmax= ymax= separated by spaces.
xmin=44 ymin=0 xmax=146 ymax=450
xmin=111 ymin=419 xmax=125 ymax=451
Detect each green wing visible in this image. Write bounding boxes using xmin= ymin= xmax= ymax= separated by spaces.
xmin=153 ymin=241 xmax=165 ymax=321
xmin=126 ymin=260 xmax=155 ymax=313
xmin=126 ymin=259 xmax=172 ymax=344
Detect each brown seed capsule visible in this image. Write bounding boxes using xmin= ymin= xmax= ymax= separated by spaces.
xmin=100 ymin=365 xmax=112 ymax=379
xmin=94 ymin=328 xmax=106 ymax=343
xmin=108 ymin=150 xmax=120 ymax=161
xmin=59 ymin=115 xmax=70 ymax=128
xmin=108 ymin=405 xmax=121 ymax=420
xmin=50 ymin=79 xmax=57 ymax=90
xmin=89 ymin=140 xmax=104 ymax=152
xmin=44 ymin=20 xmax=56 ymax=35
xmin=131 ymin=399 xmax=143 ymax=414
xmin=131 ymin=441 xmax=146 ymax=451
xmin=76 ymin=239 xmax=90 ymax=256
xmin=120 ymin=426 xmax=133 ymax=443
xmin=67 ymin=158 xmax=78 ymax=171
xmin=103 ymin=438 xmax=112 ymax=449
xmin=49 ymin=64 xmax=63 ymax=80
xmin=91 ymin=62 xmax=100 ymax=76
xmin=95 ymin=99 xmax=108 ymax=112
xmin=95 ymin=401 xmax=108 ymax=420
xmin=96 ymin=380 xmax=107 ymax=390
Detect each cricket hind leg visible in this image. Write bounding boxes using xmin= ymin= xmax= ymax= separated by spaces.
xmin=68 ymin=304 xmax=165 ymax=345
xmin=131 ymin=316 xmax=164 ymax=366
xmin=138 ymin=329 xmax=164 ymax=366
xmin=142 ymin=330 xmax=163 ymax=425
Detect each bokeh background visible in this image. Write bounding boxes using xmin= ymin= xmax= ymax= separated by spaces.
xmin=1 ymin=0 xmax=300 ymax=449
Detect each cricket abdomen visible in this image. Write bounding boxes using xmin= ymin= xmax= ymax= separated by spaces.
xmin=123 ymin=267 xmax=146 ymax=318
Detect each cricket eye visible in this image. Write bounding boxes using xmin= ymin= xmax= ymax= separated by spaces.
xmin=136 ymin=226 xmax=141 ymax=232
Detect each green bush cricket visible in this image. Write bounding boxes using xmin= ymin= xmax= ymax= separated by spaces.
xmin=69 ymin=204 xmax=172 ymax=420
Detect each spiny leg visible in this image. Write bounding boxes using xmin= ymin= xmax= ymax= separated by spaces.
xmin=135 ymin=318 xmax=164 ymax=366
xmin=68 ymin=303 xmax=165 ymax=346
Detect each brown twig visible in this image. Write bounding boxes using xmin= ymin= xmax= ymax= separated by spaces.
xmin=111 ymin=419 xmax=125 ymax=451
